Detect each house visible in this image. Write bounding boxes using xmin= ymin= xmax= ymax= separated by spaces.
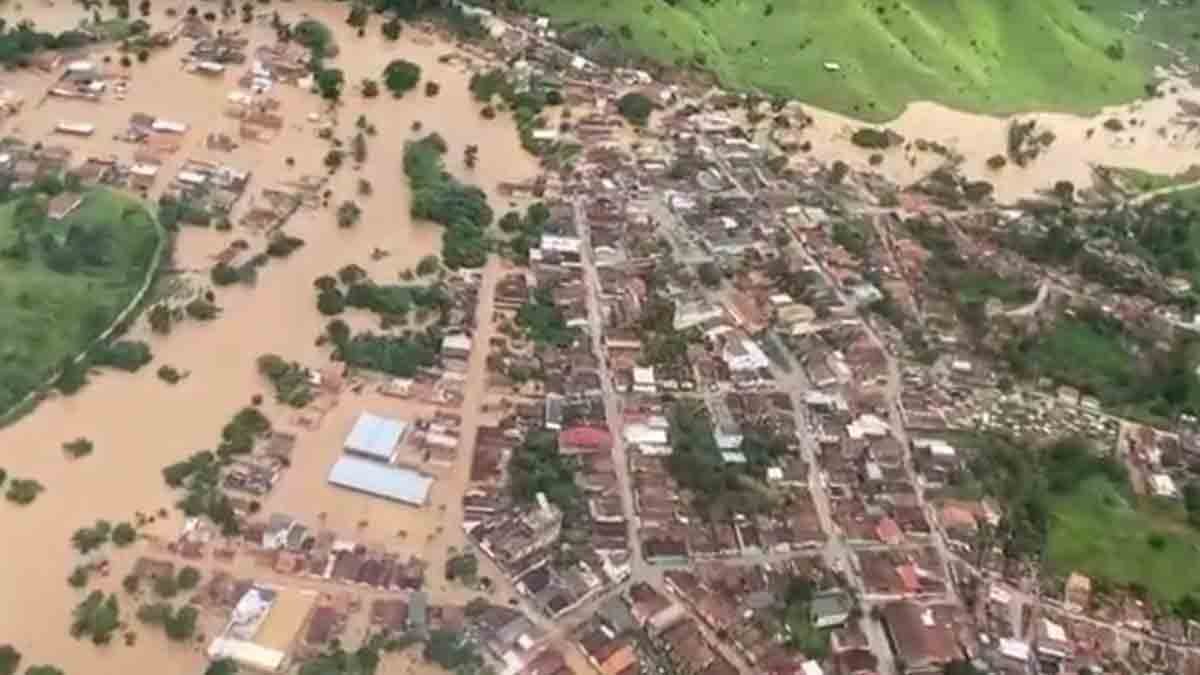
xmin=811 ymin=590 xmax=853 ymax=629
xmin=47 ymin=191 xmax=83 ymax=220
xmin=722 ymin=337 xmax=770 ymax=372
xmin=880 ymin=601 xmax=961 ymax=673
xmin=1064 ymin=572 xmax=1092 ymax=613
xmin=558 ymin=426 xmax=613 ymax=456
xmin=343 ymin=412 xmax=409 ymax=463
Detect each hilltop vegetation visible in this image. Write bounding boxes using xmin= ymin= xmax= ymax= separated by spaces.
xmin=0 ymin=188 xmax=161 ymax=416
xmin=511 ymin=0 xmax=1200 ymax=120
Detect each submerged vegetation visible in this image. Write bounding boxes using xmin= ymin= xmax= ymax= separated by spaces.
xmin=0 ymin=188 xmax=161 ymax=416
xmin=403 ymin=133 xmax=494 ymax=269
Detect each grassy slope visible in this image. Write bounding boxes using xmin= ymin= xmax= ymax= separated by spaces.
xmin=0 ymin=189 xmax=160 ymax=411
xmin=1048 ymin=476 xmax=1200 ymax=602
xmin=528 ymin=0 xmax=1200 ymax=121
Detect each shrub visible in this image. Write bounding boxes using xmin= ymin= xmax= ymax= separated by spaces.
xmin=425 ymin=80 xmax=440 ymax=97
xmin=850 ymin=127 xmax=894 ymax=149
xmin=986 ymin=154 xmax=1007 ymax=170
xmin=62 ymin=437 xmax=94 ymax=459
xmin=361 ymin=78 xmax=379 ymax=98
xmin=92 ymin=340 xmax=152 ymax=372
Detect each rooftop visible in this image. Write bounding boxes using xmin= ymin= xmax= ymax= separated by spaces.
xmin=327 ymin=455 xmax=433 ymax=506
xmin=344 ymin=412 xmax=408 ymax=462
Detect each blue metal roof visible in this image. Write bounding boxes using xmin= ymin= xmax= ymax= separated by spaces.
xmin=327 ymin=455 xmax=433 ymax=505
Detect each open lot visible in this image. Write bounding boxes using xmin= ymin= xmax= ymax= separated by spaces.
xmin=527 ymin=0 xmax=1200 ymax=120
xmin=1048 ymin=475 xmax=1200 ymax=603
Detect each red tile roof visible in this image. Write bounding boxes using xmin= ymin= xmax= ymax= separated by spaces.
xmin=558 ymin=426 xmax=613 ymax=452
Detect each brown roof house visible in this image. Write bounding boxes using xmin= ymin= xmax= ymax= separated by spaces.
xmin=881 ymin=601 xmax=961 ymax=674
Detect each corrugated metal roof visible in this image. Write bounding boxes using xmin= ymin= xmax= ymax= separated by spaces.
xmin=344 ymin=412 xmax=407 ymax=461
xmin=327 ymin=455 xmax=432 ymax=506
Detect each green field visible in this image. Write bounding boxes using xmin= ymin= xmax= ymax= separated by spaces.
xmin=0 ymin=189 xmax=161 ymax=414
xmin=523 ymin=0 xmax=1200 ymax=120
xmin=1048 ymin=476 xmax=1200 ymax=602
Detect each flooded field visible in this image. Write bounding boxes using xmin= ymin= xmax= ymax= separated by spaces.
xmin=0 ymin=2 xmax=536 ymax=672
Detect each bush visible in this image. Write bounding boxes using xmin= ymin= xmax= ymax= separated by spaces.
xmin=361 ymin=78 xmax=379 ymax=98
xmin=153 ymin=574 xmax=178 ymax=598
xmin=425 ymin=80 xmax=440 ymax=97
xmin=266 ymin=234 xmax=305 ymax=257
xmin=62 ymin=437 xmax=94 ymax=459
xmin=383 ymin=59 xmax=421 ymax=97
xmin=5 ymin=479 xmax=43 ymax=505
xmin=986 ymin=154 xmax=1007 ymax=170
xmin=211 ymin=262 xmax=241 ymax=286
xmin=92 ymin=340 xmax=152 ymax=372
xmin=616 ymin=92 xmax=653 ymax=126
xmin=850 ymin=127 xmax=894 ymax=149
xmin=185 ymin=297 xmax=220 ymax=320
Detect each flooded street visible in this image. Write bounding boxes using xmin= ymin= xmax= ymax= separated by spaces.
xmin=0 ymin=2 xmax=536 ymax=672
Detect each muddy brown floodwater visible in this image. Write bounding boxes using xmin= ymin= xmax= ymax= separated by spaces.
xmin=0 ymin=2 xmax=537 ymax=672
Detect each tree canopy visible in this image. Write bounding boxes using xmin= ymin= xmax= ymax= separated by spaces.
xmin=383 ymin=59 xmax=421 ymax=96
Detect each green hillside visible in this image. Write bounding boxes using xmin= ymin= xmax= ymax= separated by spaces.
xmin=520 ymin=0 xmax=1200 ymax=120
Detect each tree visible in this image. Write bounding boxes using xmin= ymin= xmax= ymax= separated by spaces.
xmin=112 ymin=522 xmax=137 ymax=547
xmin=352 ymin=132 xmax=367 ymax=164
xmin=697 ymin=261 xmax=722 ymax=288
xmin=315 ymin=67 xmax=345 ymax=102
xmin=383 ymin=59 xmax=421 ymax=97
xmin=148 ymin=303 xmax=173 ymax=334
xmin=424 ymin=630 xmax=484 ymax=672
xmin=337 ymin=264 xmax=367 ymax=285
xmin=165 ymin=605 xmax=198 ymax=640
xmin=416 ymin=255 xmax=439 ymax=276
xmin=70 ymin=591 xmax=121 ymax=644
xmin=0 ymin=644 xmax=20 ymax=675
xmin=206 ymin=658 xmax=239 ymax=675
xmin=380 ymin=15 xmax=401 ymax=40
xmin=337 ymin=201 xmax=361 ymax=228
xmin=22 ymin=667 xmax=63 ymax=675
xmin=5 ymin=479 xmax=43 ymax=505
xmin=153 ymin=574 xmax=178 ymax=598
xmin=72 ymin=520 xmax=112 ymax=554
xmin=177 ymin=566 xmax=201 ymax=590
xmin=317 ymin=288 xmax=346 ymax=316
xmin=616 ymin=92 xmax=653 ymax=126
xmin=345 ymin=3 xmax=368 ymax=28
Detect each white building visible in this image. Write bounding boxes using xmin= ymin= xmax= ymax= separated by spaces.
xmin=721 ymin=337 xmax=770 ymax=372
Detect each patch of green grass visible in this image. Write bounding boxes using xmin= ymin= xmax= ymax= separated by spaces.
xmin=1048 ymin=476 xmax=1200 ymax=602
xmin=524 ymin=0 xmax=1200 ymax=121
xmin=1022 ymin=316 xmax=1138 ymax=397
xmin=0 ymin=189 xmax=161 ymax=412
xmin=955 ymin=270 xmax=1035 ymax=306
